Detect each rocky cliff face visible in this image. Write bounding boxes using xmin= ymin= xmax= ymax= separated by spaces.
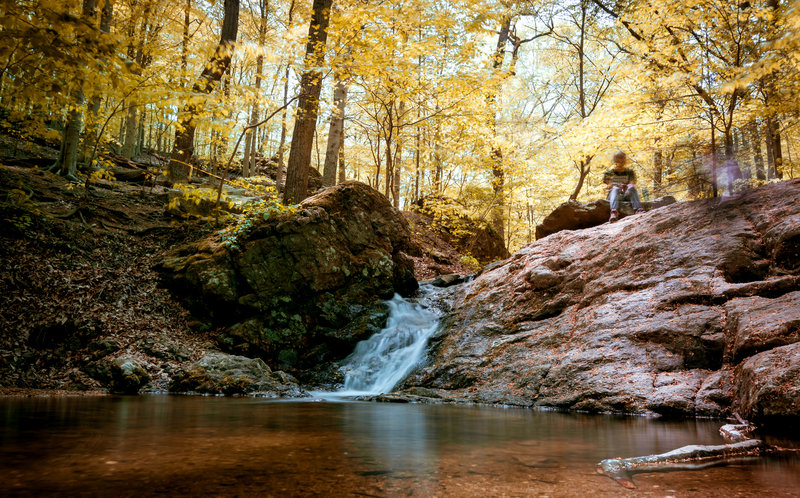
xmin=158 ymin=182 xmax=418 ymax=380
xmin=403 ymin=179 xmax=800 ymax=422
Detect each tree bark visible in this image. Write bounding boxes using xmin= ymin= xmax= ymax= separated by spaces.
xmin=569 ymin=156 xmax=592 ymax=201
xmin=181 ymin=0 xmax=191 ymax=81
xmin=282 ymin=0 xmax=334 ymax=204
xmin=766 ymin=116 xmax=783 ymax=179
xmin=242 ymin=0 xmax=268 ymax=178
xmin=710 ymin=112 xmax=718 ymax=198
xmin=393 ymin=100 xmax=405 ymax=207
xmin=82 ymin=0 xmax=114 ymax=163
xmin=488 ymin=16 xmax=511 ymax=243
xmin=749 ymin=122 xmax=766 ymax=180
xmin=653 ymin=150 xmax=663 ymax=194
xmin=337 ymin=129 xmax=345 ymax=184
xmin=53 ymin=0 xmax=97 ymax=180
xmin=322 ymin=72 xmax=347 ymax=187
xmin=168 ymin=0 xmax=240 ymax=182
xmin=383 ymin=98 xmax=395 ymax=199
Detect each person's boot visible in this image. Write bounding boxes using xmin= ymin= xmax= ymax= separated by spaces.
xmin=609 ymin=210 xmax=619 ymax=223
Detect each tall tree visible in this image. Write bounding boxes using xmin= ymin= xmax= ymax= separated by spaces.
xmin=242 ymin=0 xmax=270 ymax=177
xmin=322 ymin=72 xmax=347 ymax=187
xmin=52 ymin=0 xmax=99 ymax=180
xmin=168 ymin=0 xmax=240 ymax=182
xmin=282 ymin=0 xmax=334 ymax=204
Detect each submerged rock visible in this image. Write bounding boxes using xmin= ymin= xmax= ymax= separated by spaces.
xmin=404 ymin=179 xmax=800 ymax=422
xmin=158 ymin=182 xmax=418 ymax=380
xmin=169 ymin=353 xmax=305 ymax=396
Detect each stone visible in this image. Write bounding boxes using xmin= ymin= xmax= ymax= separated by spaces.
xmin=430 ymin=273 xmax=465 ymax=288
xmin=87 ymin=337 xmax=122 ymax=360
xmin=735 ymin=342 xmax=800 ymax=421
xmin=169 ymin=352 xmax=305 ymax=396
xmin=725 ymin=291 xmax=800 ymax=362
xmin=406 ymin=179 xmax=800 ymax=421
xmin=535 ymin=196 xmax=676 ymax=240
xmin=109 ymin=357 xmax=150 ymax=394
xmin=158 ymin=182 xmax=418 ymax=380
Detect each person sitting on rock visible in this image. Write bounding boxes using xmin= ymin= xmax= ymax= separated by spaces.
xmin=604 ymin=151 xmax=644 ymax=223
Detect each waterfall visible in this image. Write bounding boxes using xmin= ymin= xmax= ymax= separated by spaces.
xmin=338 ymin=286 xmax=440 ymax=395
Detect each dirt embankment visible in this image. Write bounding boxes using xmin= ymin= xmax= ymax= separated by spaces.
xmin=0 ymin=164 xmax=218 ymax=392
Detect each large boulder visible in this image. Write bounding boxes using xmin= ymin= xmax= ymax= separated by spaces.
xmin=109 ymin=357 xmax=150 ymax=394
xmin=535 ymin=196 xmax=676 ymax=240
xmin=403 ymin=179 xmax=800 ymax=422
xmin=735 ymin=343 xmax=800 ymax=421
xmin=158 ymin=181 xmax=418 ymax=379
xmin=169 ymin=353 xmax=305 ymax=396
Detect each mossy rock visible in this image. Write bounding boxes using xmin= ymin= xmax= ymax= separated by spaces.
xmin=109 ymin=357 xmax=150 ymax=394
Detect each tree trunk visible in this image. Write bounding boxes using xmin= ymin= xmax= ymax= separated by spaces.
xmin=488 ymin=16 xmax=511 ymax=243
xmin=242 ymin=103 xmax=254 ymax=177
xmin=169 ymin=0 xmax=240 ymax=182
xmin=53 ymin=0 xmax=98 ymax=179
xmin=122 ymin=107 xmax=138 ymax=158
xmin=767 ymin=116 xmax=783 ymax=179
xmin=274 ymin=2 xmax=295 ymax=192
xmin=433 ymin=115 xmax=442 ymax=194
xmin=337 ymin=129 xmax=345 ymax=184
xmin=276 ymin=64 xmax=291 ymax=192
xmin=383 ymin=99 xmax=395 ymax=199
xmin=569 ymin=156 xmax=592 ymax=201
xmin=413 ymin=124 xmax=420 ymax=202
xmin=748 ymin=122 xmax=766 ymax=180
xmin=653 ymin=150 xmax=663 ymax=194
xmin=723 ymin=125 xmax=743 ymax=191
xmin=243 ymin=0 xmax=268 ymax=178
xmin=55 ymin=109 xmax=84 ymax=180
xmin=738 ymin=128 xmax=752 ymax=180
xmin=181 ymin=0 xmax=191 ymax=82
xmin=322 ymin=73 xmax=347 ymax=187
xmin=710 ymin=113 xmax=718 ymax=197
xmin=282 ymin=0 xmax=334 ymax=204
xmin=392 ymin=100 xmax=404 ymax=207
xmin=82 ymin=0 xmax=114 ymax=163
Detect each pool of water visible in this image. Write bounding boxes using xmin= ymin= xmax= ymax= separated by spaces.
xmin=1 ymin=395 xmax=798 ymax=496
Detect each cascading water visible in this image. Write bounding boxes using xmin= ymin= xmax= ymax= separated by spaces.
xmin=337 ymin=285 xmax=441 ymax=395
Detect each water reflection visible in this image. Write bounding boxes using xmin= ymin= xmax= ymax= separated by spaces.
xmin=1 ymin=396 xmax=798 ymax=496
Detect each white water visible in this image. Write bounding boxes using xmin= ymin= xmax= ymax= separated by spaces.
xmin=334 ymin=287 xmax=440 ymax=396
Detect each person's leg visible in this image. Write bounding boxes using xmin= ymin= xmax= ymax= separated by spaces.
xmin=608 ymin=186 xmax=621 ymax=211
xmin=627 ymin=186 xmax=643 ymax=212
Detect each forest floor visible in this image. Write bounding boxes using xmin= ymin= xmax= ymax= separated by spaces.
xmin=0 ymin=140 xmax=473 ymax=393
xmin=0 ymin=161 xmax=219 ymax=393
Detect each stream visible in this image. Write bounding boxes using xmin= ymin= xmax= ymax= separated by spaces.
xmin=2 ymin=396 xmax=799 ymax=495
xmin=2 ymin=290 xmax=799 ymax=495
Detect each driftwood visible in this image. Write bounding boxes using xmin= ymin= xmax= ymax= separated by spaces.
xmin=597 ymin=439 xmax=765 ymax=489
xmin=719 ymin=423 xmax=756 ymax=442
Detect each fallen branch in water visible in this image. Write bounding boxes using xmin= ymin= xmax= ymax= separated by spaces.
xmin=719 ymin=422 xmax=756 ymax=442
xmin=597 ymin=439 xmax=765 ymax=489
